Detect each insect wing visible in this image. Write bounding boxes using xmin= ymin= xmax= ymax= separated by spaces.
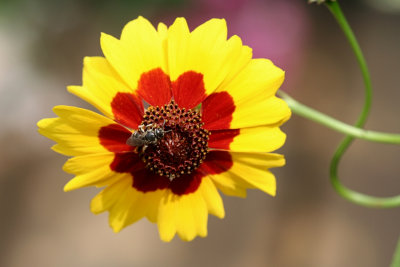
xmin=126 ymin=131 xmax=145 ymax=146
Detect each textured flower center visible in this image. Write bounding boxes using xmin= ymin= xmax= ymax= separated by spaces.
xmin=135 ymin=100 xmax=210 ymax=180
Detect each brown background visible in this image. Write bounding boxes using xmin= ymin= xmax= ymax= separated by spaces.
xmin=0 ymin=0 xmax=399 ymax=266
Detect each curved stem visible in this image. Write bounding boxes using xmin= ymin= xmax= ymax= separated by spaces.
xmin=391 ymin=236 xmax=400 ymax=267
xmin=278 ymin=91 xmax=400 ymax=145
xmin=324 ymin=1 xmax=400 ymax=208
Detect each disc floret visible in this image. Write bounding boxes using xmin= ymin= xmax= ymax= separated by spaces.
xmin=137 ymin=100 xmax=210 ymax=180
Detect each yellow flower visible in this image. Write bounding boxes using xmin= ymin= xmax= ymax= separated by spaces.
xmin=37 ymin=16 xmax=290 ymax=242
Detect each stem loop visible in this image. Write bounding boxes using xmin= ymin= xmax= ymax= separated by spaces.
xmin=324 ymin=1 xmax=400 ymax=208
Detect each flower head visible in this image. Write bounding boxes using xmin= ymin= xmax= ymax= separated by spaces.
xmin=37 ymin=16 xmax=290 ymax=242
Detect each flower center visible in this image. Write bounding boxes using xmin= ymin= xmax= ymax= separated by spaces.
xmin=133 ymin=100 xmax=210 ymax=181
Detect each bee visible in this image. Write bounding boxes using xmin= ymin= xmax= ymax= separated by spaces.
xmin=126 ymin=123 xmax=169 ymax=151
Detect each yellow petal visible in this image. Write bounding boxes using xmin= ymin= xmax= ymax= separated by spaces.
xmin=209 ymin=173 xmax=252 ymax=198
xmin=109 ymin=186 xmax=142 ymax=233
xmin=157 ymin=22 xmax=168 ymax=39
xmin=220 ymin=58 xmax=283 ymax=99
xmin=37 ymin=105 xmax=114 ymax=156
xmin=157 ymin=191 xmax=177 ymax=242
xmin=63 ymin=153 xmax=124 ymax=191
xmin=231 ymin=96 xmax=291 ymax=129
xmin=166 ymin=17 xmax=190 ymax=85
xmin=101 ymin=16 xmax=166 ymax=90
xmin=157 ymin=189 xmax=208 ymax=242
xmin=142 ymin=189 xmax=165 ymax=223
xmin=199 ymin=177 xmax=225 ymax=218
xmin=212 ymin=152 xmax=285 ymax=197
xmin=90 ymin=176 xmax=132 ymax=214
xmin=219 ymin=38 xmax=252 ymax=87
xmin=168 ymin=18 xmax=248 ymax=96
xmin=157 ymin=22 xmax=169 ymax=69
xmin=91 ymin=176 xmax=165 ymax=232
xmin=176 ymin=192 xmax=208 ymax=241
xmin=68 ymin=57 xmax=132 ymax=119
xmin=232 ymin=152 xmax=284 ymax=196
xmin=109 ymin=188 xmax=165 ymax=232
xmin=229 ymin=126 xmax=287 ymax=152
xmin=216 ymin=59 xmax=290 ymax=128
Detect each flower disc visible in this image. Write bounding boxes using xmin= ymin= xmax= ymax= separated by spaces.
xmin=138 ymin=100 xmax=210 ymax=180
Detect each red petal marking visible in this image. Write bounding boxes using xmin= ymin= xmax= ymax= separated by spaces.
xmin=199 ymin=151 xmax=234 ymax=174
xmin=103 ymin=71 xmax=237 ymax=196
xmin=107 ymin=150 xmax=233 ymax=195
xmin=137 ymin=68 xmax=172 ymax=106
xmin=170 ymin=171 xmax=203 ymax=195
xmin=110 ymin=152 xmax=170 ymax=192
xmin=172 ymin=71 xmax=206 ymax=109
xmin=208 ymin=129 xmax=240 ymax=150
xmin=131 ymin=168 xmax=170 ymax=192
xmin=111 ymin=152 xmax=144 ymax=173
xmin=202 ymin=92 xmax=235 ymax=130
xmin=99 ymin=124 xmax=133 ymax=152
xmin=111 ymin=92 xmax=143 ymax=129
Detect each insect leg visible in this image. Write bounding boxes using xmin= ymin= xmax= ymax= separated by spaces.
xmin=138 ymin=124 xmax=146 ymax=132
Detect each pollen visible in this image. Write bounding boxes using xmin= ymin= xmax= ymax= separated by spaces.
xmin=138 ymin=100 xmax=210 ymax=181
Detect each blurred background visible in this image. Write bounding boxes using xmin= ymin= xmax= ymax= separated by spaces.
xmin=1 ymin=0 xmax=399 ymax=266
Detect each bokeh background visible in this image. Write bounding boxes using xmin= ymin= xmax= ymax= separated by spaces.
xmin=1 ymin=0 xmax=399 ymax=266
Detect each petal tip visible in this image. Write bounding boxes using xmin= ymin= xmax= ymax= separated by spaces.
xmin=215 ymin=210 xmax=225 ymax=219
xmin=51 ymin=105 xmax=68 ymax=114
xmin=37 ymin=118 xmax=49 ymax=129
xmin=171 ymin=17 xmax=188 ymax=29
xmin=63 ymin=181 xmax=76 ymax=192
xmin=90 ymin=197 xmax=103 ymax=215
xmin=269 ymin=187 xmax=277 ymax=197
xmin=111 ymin=224 xmax=123 ymax=233
xmin=66 ymin=85 xmax=79 ymax=92
xmin=100 ymin=32 xmax=117 ymax=46
xmin=160 ymin=233 xmax=175 ymax=242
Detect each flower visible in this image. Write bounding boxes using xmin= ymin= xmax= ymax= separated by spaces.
xmin=37 ymin=16 xmax=290 ymax=242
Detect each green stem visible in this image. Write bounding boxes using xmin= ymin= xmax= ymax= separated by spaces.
xmin=324 ymin=2 xmax=400 ymax=266
xmin=391 ymin=236 xmax=400 ymax=267
xmin=278 ymin=91 xmax=400 ymax=145
xmin=280 ymin=90 xmax=400 ymax=207
xmin=322 ymin=1 xmax=400 ymax=208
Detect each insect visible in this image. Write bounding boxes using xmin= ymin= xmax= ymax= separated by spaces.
xmin=126 ymin=123 xmax=168 ymax=151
